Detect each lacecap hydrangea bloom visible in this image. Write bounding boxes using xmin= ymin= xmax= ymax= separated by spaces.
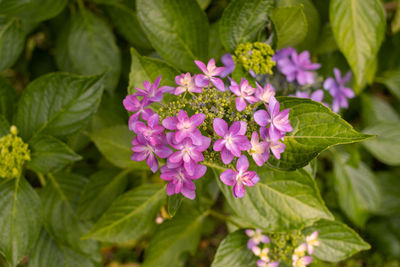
xmin=123 ymin=56 xmax=292 ymax=200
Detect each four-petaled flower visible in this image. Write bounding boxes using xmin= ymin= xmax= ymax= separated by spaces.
xmin=229 ymin=78 xmax=258 ymax=111
xmin=162 ymin=110 xmax=206 ymax=145
xmin=160 ymin=163 xmax=207 ymax=200
xmin=132 ymin=114 xmax=165 ymax=146
xmin=323 ymin=68 xmax=354 ymax=113
xmin=220 ymin=155 xmax=260 ymax=198
xmin=260 ymin=128 xmax=286 ymax=160
xmin=255 ymin=82 xmax=275 ymax=104
xmin=133 ymin=75 xmax=171 ymax=103
xmin=305 ymin=231 xmax=320 ymax=255
xmin=220 ymin=53 xmax=235 ymax=78
xmin=245 ymin=229 xmax=270 ymax=249
xmin=292 ymin=255 xmax=312 ymax=267
xmin=194 ymin=58 xmax=226 ymax=91
xmin=173 ymin=73 xmax=203 ymax=95
xmin=277 ymin=50 xmax=321 ymax=85
xmin=254 ymin=96 xmax=292 ymax=141
xmin=252 ymin=247 xmax=270 ymax=263
xmin=123 ymin=95 xmax=154 ymax=129
xmin=248 ymin=132 xmax=269 ymax=166
xmin=213 ymin=118 xmax=251 ymax=164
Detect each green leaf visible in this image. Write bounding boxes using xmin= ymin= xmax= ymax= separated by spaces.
xmin=167 ymin=194 xmax=183 ymax=218
xmin=392 ymin=0 xmax=400 ymax=34
xmin=0 ymin=114 xmax=10 ymax=137
xmin=26 ymin=136 xmax=82 ymax=174
xmin=42 ymin=173 xmax=101 ymax=261
xmin=211 ymin=230 xmax=257 ymax=267
xmin=268 ymin=97 xmax=372 ymax=170
xmin=376 ymin=69 xmax=400 ymax=100
xmin=0 ymin=0 xmax=67 ymax=21
xmin=142 ymin=207 xmax=207 ymax=267
xmin=375 ymin=171 xmax=400 ymax=216
xmin=315 ymin=24 xmax=338 ymax=54
xmin=77 ymin=169 xmax=129 ymax=220
xmin=56 ymin=8 xmax=121 ymax=92
xmin=361 ymin=94 xmax=399 ymax=127
xmin=102 ymin=2 xmax=152 ymax=50
xmin=14 ymin=73 xmax=104 ymax=141
xmin=367 ymin=216 xmax=400 ymax=258
xmin=0 ymin=77 xmax=17 ymax=122
xmin=90 ymin=124 xmax=148 ymax=169
xmin=330 ymin=0 xmax=385 ymax=92
xmin=83 ymin=184 xmax=165 ymax=243
xmin=0 ymin=177 xmax=42 ymax=266
xmin=362 ymin=122 xmax=400 ymax=166
xmin=219 ymin=0 xmax=273 ymax=52
xmin=30 ymin=230 xmax=99 ymax=267
xmin=271 ymin=4 xmax=308 ymax=49
xmin=128 ymin=47 xmax=179 ymax=95
xmin=333 ymin=152 xmax=381 ymax=227
xmin=137 ymin=0 xmax=209 ymax=72
xmin=209 ymin=22 xmax=225 ymax=61
xmin=216 ymin=167 xmax=333 ymax=232
xmin=303 ymin=219 xmax=370 ymax=262
xmin=0 ymin=16 xmax=25 ymax=71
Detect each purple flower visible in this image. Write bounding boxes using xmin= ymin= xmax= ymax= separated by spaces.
xmin=160 ymin=163 xmax=207 ymax=200
xmin=131 ymin=134 xmax=172 ymax=173
xmin=220 ymin=53 xmax=235 ymax=78
xmin=132 ymin=114 xmax=165 ymax=146
xmin=172 ymin=73 xmax=203 ymax=95
xmin=123 ymin=95 xmax=154 ymax=128
xmin=292 ymin=255 xmax=313 ymax=267
xmin=248 ymin=132 xmax=269 ymax=166
xmin=194 ymin=59 xmax=226 ymax=91
xmin=162 ymin=110 xmax=205 ymax=146
xmin=229 ymin=78 xmax=258 ymax=111
xmin=277 ymin=50 xmax=320 ymax=85
xmin=167 ymin=133 xmax=210 ymax=175
xmin=255 ymin=83 xmax=275 ymax=104
xmin=260 ymin=128 xmax=286 ymax=160
xmin=133 ymin=76 xmax=171 ymax=103
xmin=254 ymin=96 xmax=292 ymax=141
xmin=257 ymin=260 xmax=279 ymax=267
xmin=305 ymin=231 xmax=320 ymax=255
xmin=220 ymin=155 xmax=260 ymax=198
xmin=323 ymin=68 xmax=355 ymax=113
xmin=293 ymin=90 xmax=324 ymax=102
xmin=213 ymin=118 xmax=251 ymax=164
xmin=245 ymin=229 xmax=270 ymax=250
xmin=272 ymin=47 xmax=296 ymax=62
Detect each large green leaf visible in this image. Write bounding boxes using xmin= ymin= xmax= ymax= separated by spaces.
xmin=0 ymin=77 xmax=16 ymax=122
xmin=271 ymin=4 xmax=308 ymax=49
xmin=0 ymin=114 xmax=9 ymax=137
xmin=376 ymin=69 xmax=400 ymax=101
xmin=142 ymin=206 xmax=207 ymax=267
xmin=330 ymin=0 xmax=385 ymax=92
xmin=0 ymin=0 xmax=67 ymax=21
xmin=0 ymin=177 xmax=41 ymax=266
xmin=27 ymin=136 xmax=82 ymax=174
xmin=333 ymin=153 xmax=380 ymax=228
xmin=362 ymin=122 xmax=400 ymax=166
xmin=14 ymin=73 xmax=104 ymax=141
xmin=56 ymin=8 xmax=121 ymax=92
xmin=77 ymin=169 xmax=129 ymax=220
xmin=41 ymin=173 xmax=101 ymax=262
xmin=90 ymin=124 xmax=148 ymax=169
xmin=303 ymin=219 xmax=370 ymax=262
xmin=30 ymin=230 xmax=98 ymax=267
xmin=83 ymin=184 xmax=165 ymax=242
xmin=375 ymin=172 xmax=400 ymax=216
xmin=268 ymin=97 xmax=372 ymax=170
xmin=216 ymin=167 xmax=333 ymax=232
xmin=137 ymin=0 xmax=209 ymax=72
xmin=0 ymin=16 xmax=25 ymax=71
xmin=361 ymin=94 xmax=399 ymax=127
xmin=219 ymin=0 xmax=273 ymax=52
xmin=211 ymin=230 xmax=257 ymax=267
xmin=128 ymin=47 xmax=179 ymax=95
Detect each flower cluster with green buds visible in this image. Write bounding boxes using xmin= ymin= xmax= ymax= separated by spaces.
xmin=233 ymin=42 xmax=276 ymax=75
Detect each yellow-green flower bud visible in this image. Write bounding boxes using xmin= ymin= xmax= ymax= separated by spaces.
xmin=233 ymin=42 xmax=276 ymax=75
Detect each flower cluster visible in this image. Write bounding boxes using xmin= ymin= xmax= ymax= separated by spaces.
xmin=123 ymin=56 xmax=292 ymax=200
xmin=245 ymin=229 xmax=320 ymax=267
xmin=233 ymin=42 xmax=276 ymax=75
xmin=0 ymin=126 xmax=31 ymax=179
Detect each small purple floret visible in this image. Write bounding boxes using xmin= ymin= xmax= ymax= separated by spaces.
xmin=123 ymin=95 xmax=154 ymax=128
xmin=220 ymin=53 xmax=235 ymax=78
xmin=133 ymin=76 xmax=171 ymax=103
xmin=229 ymin=78 xmax=258 ymax=111
xmin=172 ymin=73 xmax=203 ymax=95
xmin=194 ymin=59 xmax=226 ymax=91
xmin=323 ymin=68 xmax=355 ymax=113
xmin=255 ymin=82 xmax=275 ymax=104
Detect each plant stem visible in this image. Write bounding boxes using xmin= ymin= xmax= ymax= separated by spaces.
xmin=37 ymin=173 xmax=46 ymax=187
xmin=208 ymin=209 xmax=242 ymax=228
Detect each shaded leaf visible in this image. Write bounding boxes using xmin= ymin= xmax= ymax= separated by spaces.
xmin=0 ymin=16 xmax=25 ymax=71
xmin=361 ymin=94 xmax=399 ymax=127
xmin=0 ymin=77 xmax=17 ymax=122
xmin=375 ymin=171 xmax=400 ymax=216
xmin=0 ymin=0 xmax=67 ymax=21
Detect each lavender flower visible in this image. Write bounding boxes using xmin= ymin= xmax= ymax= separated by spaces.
xmin=258 ymin=260 xmax=280 ymax=267
xmin=254 ymin=96 xmax=292 ymax=141
xmin=220 ymin=53 xmax=235 ymax=78
xmin=272 ymin=47 xmax=296 ymax=62
xmin=194 ymin=58 xmax=226 ymax=91
xmin=173 ymin=73 xmax=203 ymax=95
xmin=162 ymin=110 xmax=205 ymax=145
xmin=323 ymin=68 xmax=354 ymax=113
xmin=167 ymin=133 xmax=210 ymax=175
xmin=160 ymin=163 xmax=207 ymax=200
xmin=229 ymin=78 xmax=258 ymax=111
xmin=245 ymin=229 xmax=270 ymax=249
xmin=255 ymin=83 xmax=275 ymax=104
xmin=123 ymin=95 xmax=154 ymax=128
xmin=213 ymin=119 xmax=251 ymax=164
xmin=219 ymin=155 xmax=260 ymax=198
xmin=133 ymin=76 xmax=171 ymax=103
xmin=131 ymin=134 xmax=172 ymax=173
xmin=248 ymin=132 xmax=269 ymax=166
xmin=260 ymin=128 xmax=286 ymax=160
xmin=277 ymin=50 xmax=320 ymax=85
xmin=132 ymin=114 xmax=165 ymax=146
xmin=293 ymin=90 xmax=324 ymax=102
xmin=305 ymin=231 xmax=320 ymax=255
